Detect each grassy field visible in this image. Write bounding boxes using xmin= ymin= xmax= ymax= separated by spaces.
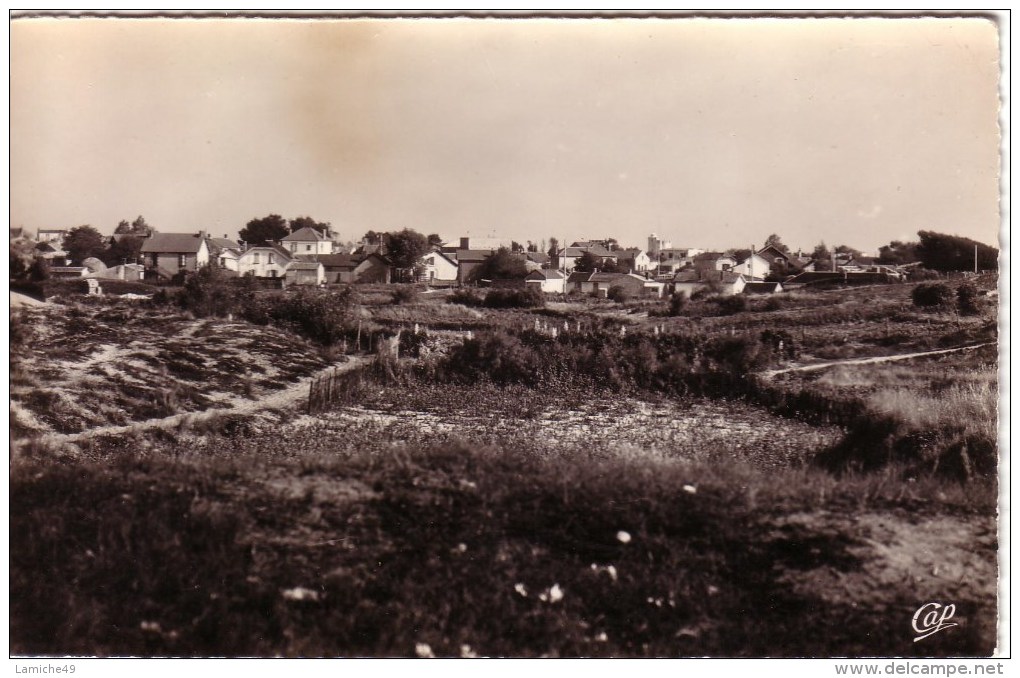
xmin=8 ymin=280 xmax=1003 ymax=657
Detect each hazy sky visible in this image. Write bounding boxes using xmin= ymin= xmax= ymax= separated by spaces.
xmin=10 ymin=16 xmax=1003 ymax=252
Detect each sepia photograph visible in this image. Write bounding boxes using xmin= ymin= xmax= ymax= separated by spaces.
xmin=8 ymin=11 xmax=1008 ymax=666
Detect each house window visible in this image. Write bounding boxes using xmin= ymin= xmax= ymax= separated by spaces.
xmin=178 ymin=254 xmax=187 ymax=268
xmin=270 ymin=270 xmax=277 ymax=278
xmin=290 ymin=243 xmax=297 ymax=252
xmin=306 ymin=245 xmax=312 ymax=252
xmin=253 ymin=253 xmax=260 ymax=264
xmin=268 ymin=254 xmax=275 ymax=264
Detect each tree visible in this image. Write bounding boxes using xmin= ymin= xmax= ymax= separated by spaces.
xmin=511 ymin=241 xmax=524 ymax=254
xmin=427 ymin=234 xmax=444 ymax=248
xmin=834 ymin=244 xmax=862 ymax=258
xmin=64 ymin=225 xmax=107 ymax=265
xmin=916 ymin=230 xmax=997 ymax=272
xmin=547 ymin=237 xmax=559 ymax=258
xmin=912 ymin=283 xmax=955 ymax=309
xmin=131 ymin=215 xmax=153 ymax=236
xmin=526 ymin=241 xmax=538 ymax=253
xmin=470 ymin=247 xmax=528 ymax=282
xmin=289 ymin=216 xmax=330 ymax=235
xmin=239 ymin=214 xmax=289 ymax=246
xmin=114 ymin=219 xmax=132 ymax=234
xmin=362 ymin=230 xmax=384 ymax=245
xmin=763 ymin=234 xmax=790 ymax=254
xmin=571 ymin=251 xmax=600 ymax=273
xmin=10 ymin=247 xmax=28 ymax=279
xmin=103 ymin=235 xmax=144 ymax=267
xmin=727 ymin=248 xmax=752 ymax=263
xmin=812 ymin=242 xmax=833 ymax=271
xmin=878 ymin=240 xmax=919 ymax=265
xmin=384 ymin=229 xmax=430 ymax=282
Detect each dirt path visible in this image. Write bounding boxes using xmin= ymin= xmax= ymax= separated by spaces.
xmin=18 ymin=355 xmax=369 ymax=452
xmin=760 ymin=342 xmax=995 ymax=380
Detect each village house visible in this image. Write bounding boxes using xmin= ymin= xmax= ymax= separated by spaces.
xmin=692 ymin=252 xmax=737 ymax=272
xmin=280 ymin=226 xmax=334 ymax=256
xmin=419 ymin=249 xmax=459 ymax=284
xmin=672 ymin=270 xmax=747 ymax=298
xmin=524 ymin=268 xmax=567 ymax=294
xmin=236 ymin=245 xmax=291 ymax=279
xmin=285 ymin=261 xmax=326 ymax=286
xmin=556 ymin=244 xmax=618 ymax=272
xmin=37 ymin=228 xmax=67 ymax=246
xmin=140 ymin=232 xmax=210 ymax=279
xmin=731 ymin=252 xmax=771 ymax=281
xmin=566 ymin=271 xmax=665 ymax=298
xmin=616 ymin=248 xmax=652 ymax=273
xmin=455 ymin=249 xmax=496 ymax=283
xmin=317 ymin=252 xmax=391 ymax=284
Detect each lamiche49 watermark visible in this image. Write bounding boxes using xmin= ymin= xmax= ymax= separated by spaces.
xmin=14 ymin=666 xmax=75 ymax=674
xmin=912 ymin=602 xmax=958 ymax=642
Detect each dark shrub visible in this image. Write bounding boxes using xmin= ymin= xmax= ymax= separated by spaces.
xmin=607 ymin=286 xmax=630 ymax=303
xmin=668 ymin=292 xmax=688 ymax=316
xmin=391 ymin=286 xmax=418 ymax=305
xmin=714 ymin=294 xmax=748 ymax=315
xmin=241 ymin=288 xmax=358 ymax=345
xmin=448 ymin=289 xmax=483 ymax=307
xmin=177 ymin=266 xmax=239 ymax=318
xmin=911 ymin=283 xmax=954 ymax=309
xmin=956 ymin=282 xmax=982 ymax=316
xmin=483 ymin=287 xmax=545 ymax=309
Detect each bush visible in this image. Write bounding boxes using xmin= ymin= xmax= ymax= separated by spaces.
xmin=177 ymin=267 xmax=239 ymax=318
xmin=483 ymin=287 xmax=545 ymax=309
xmin=607 ymin=286 xmax=630 ymax=303
xmin=956 ymin=283 xmax=982 ymax=316
xmin=667 ymin=292 xmax=689 ymax=316
xmin=448 ymin=289 xmax=483 ymax=307
xmin=243 ymin=288 xmax=358 ymax=346
xmin=391 ymin=286 xmax=419 ymax=305
xmin=911 ymin=283 xmax=954 ymax=309
xmin=713 ymin=294 xmax=748 ymax=315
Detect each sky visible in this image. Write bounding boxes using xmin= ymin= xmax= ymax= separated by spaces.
xmin=10 ymin=15 xmax=1004 ymax=253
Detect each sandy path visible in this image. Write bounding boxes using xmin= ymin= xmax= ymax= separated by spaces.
xmin=18 ymin=355 xmax=369 ymax=451
xmin=760 ymin=342 xmax=995 ymax=379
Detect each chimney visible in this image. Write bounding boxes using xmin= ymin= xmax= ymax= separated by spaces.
xmin=198 ymin=230 xmax=207 ymax=240
xmin=460 ymin=237 xmax=470 ymax=249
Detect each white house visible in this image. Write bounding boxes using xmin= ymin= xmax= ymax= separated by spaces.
xmin=420 ymin=249 xmax=459 ymax=284
xmin=280 ymin=226 xmax=334 ymax=256
xmin=237 ymin=245 xmax=291 ymax=279
xmin=525 ymin=268 xmax=567 ymax=294
xmin=731 ymin=253 xmax=771 ymax=281
xmin=672 ymin=270 xmax=747 ymax=298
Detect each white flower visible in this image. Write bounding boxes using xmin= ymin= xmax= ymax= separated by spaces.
xmin=415 ymin=643 xmax=435 ymax=658
xmin=514 ymin=583 xmax=528 ymax=597
xmin=281 ymin=586 xmax=320 ymax=602
xmin=460 ymin=644 xmax=478 ymax=658
xmin=140 ymin=621 xmax=162 ymax=633
xmin=606 ymin=565 xmax=618 ymax=582
xmin=594 ymin=631 xmax=608 ymax=642
xmin=683 ymin=484 xmax=697 ymax=494
xmin=540 ymin=584 xmax=564 ymax=603
xmin=616 ymin=530 xmax=632 ymax=544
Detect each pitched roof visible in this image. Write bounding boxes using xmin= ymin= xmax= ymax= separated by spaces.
xmin=239 ymin=244 xmax=291 ymax=259
xmin=589 ymin=272 xmax=626 ymax=283
xmin=287 ymin=261 xmax=322 ymax=271
xmin=208 ymin=237 xmax=240 ymax=250
xmin=140 ymin=233 xmax=206 ymax=254
xmin=567 ymin=271 xmax=592 ymax=283
xmin=526 ymin=269 xmax=565 ymax=280
xmin=693 ymin=251 xmax=731 ymax=262
xmin=562 ymin=245 xmax=616 ymax=258
xmin=743 ymin=281 xmax=782 ymax=293
xmin=674 ymin=270 xmax=744 ymax=285
xmin=526 ymin=252 xmax=550 ymax=264
xmin=755 ymin=245 xmax=789 ymax=263
xmin=281 ymin=226 xmax=329 ymax=242
xmin=456 ymin=249 xmax=494 ymax=262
